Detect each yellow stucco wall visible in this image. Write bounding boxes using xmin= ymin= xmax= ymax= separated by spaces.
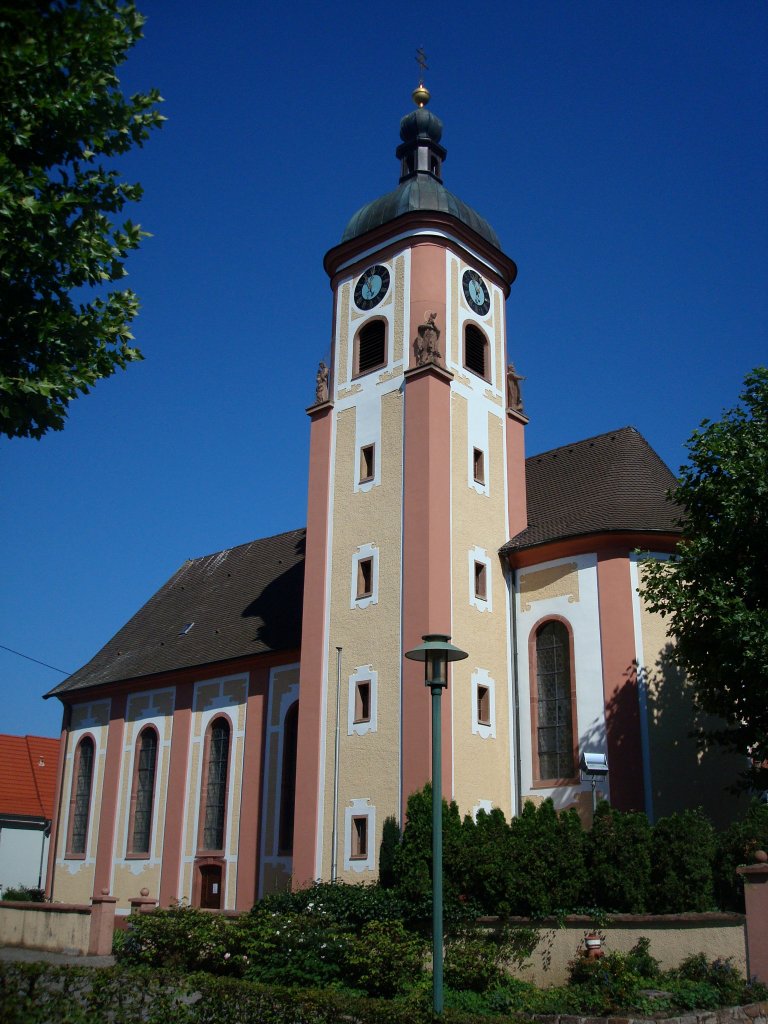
xmin=635 ymin=573 xmax=743 ymax=827
xmin=450 ymin=394 xmax=513 ymax=819
xmin=322 ymin=387 xmax=404 ymax=880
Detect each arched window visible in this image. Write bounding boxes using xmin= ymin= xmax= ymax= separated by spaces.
xmin=534 ymin=621 xmax=576 ymax=781
xmin=278 ymin=702 xmax=299 ymax=854
xmin=200 ymin=718 xmax=230 ymax=852
xmin=355 ymin=319 xmax=386 ymax=376
xmin=464 ymin=323 xmax=488 ymax=380
xmin=128 ymin=727 xmax=158 ymax=856
xmin=68 ymin=736 xmax=94 ymax=856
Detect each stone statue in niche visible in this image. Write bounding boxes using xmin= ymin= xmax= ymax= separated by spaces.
xmin=413 ymin=311 xmax=442 ymax=366
xmin=315 ymin=361 xmax=329 ymax=403
xmin=506 ymin=363 xmax=526 ymax=413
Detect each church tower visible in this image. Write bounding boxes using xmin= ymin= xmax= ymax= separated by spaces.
xmin=293 ymin=83 xmax=526 ymax=887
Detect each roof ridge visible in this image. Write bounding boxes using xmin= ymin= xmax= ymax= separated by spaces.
xmin=527 ymin=425 xmax=639 ymax=462
xmin=181 ymin=526 xmax=306 ymax=567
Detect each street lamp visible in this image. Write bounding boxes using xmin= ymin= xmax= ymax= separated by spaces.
xmin=405 ymin=633 xmax=468 ymax=1016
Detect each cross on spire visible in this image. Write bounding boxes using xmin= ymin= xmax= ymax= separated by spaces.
xmin=416 ymin=46 xmax=428 ymax=83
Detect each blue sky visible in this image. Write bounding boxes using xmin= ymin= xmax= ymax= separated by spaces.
xmin=2 ymin=1 xmax=766 ymax=737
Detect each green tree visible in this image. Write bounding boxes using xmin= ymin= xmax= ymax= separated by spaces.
xmin=650 ymin=808 xmax=716 ymax=912
xmin=0 ymin=0 xmax=163 ymax=440
xmin=641 ymin=367 xmax=768 ymax=785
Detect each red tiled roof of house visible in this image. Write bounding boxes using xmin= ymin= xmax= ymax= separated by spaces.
xmin=0 ymin=735 xmax=59 ymax=820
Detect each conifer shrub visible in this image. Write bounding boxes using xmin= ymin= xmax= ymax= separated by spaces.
xmin=713 ymin=799 xmax=768 ymax=911
xmin=586 ymin=801 xmax=652 ymax=911
xmin=650 ymin=808 xmax=716 ymax=912
xmin=507 ymin=799 xmax=587 ymax=916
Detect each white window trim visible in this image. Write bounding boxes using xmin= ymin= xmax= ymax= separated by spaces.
xmin=351 ymin=543 xmax=379 ymax=609
xmin=347 ymin=665 xmax=377 ymax=736
xmin=469 ymin=444 xmax=489 ymax=496
xmin=471 ymin=668 xmax=496 ymax=739
xmin=469 ymin=546 xmax=493 ymax=612
xmin=344 ymin=798 xmax=375 ymax=873
xmin=472 ymin=799 xmax=493 ymax=820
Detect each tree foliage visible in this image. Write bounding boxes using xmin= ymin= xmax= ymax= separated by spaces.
xmin=0 ymin=0 xmax=163 ymax=439
xmin=641 ymin=367 xmax=768 ymax=783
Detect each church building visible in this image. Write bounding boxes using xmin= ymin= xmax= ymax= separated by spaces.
xmin=44 ymin=84 xmax=715 ymax=915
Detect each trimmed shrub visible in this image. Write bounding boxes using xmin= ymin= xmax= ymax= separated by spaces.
xmin=0 ymin=885 xmax=46 ymax=902
xmin=444 ymin=926 xmax=538 ymax=993
xmin=378 ymin=815 xmax=400 ymax=889
xmin=344 ymin=919 xmax=426 ymax=997
xmin=586 ymin=802 xmax=652 ymax=912
xmin=508 ymin=799 xmax=587 ymax=916
xmin=650 ymin=808 xmax=716 ymax=912
xmin=714 ymin=799 xmax=768 ymax=911
xmin=256 ymin=879 xmax=403 ymax=930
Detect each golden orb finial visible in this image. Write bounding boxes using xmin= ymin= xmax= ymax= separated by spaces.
xmin=412 ymin=83 xmax=430 ymax=108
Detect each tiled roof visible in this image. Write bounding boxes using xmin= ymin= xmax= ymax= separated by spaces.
xmin=46 ymin=430 xmax=678 ymax=699
xmin=0 ymin=735 xmax=59 ymax=819
xmin=504 ymin=426 xmax=680 ymax=552
xmin=47 ymin=528 xmax=306 ymax=697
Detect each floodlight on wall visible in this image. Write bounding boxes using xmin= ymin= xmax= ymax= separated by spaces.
xmin=579 ymin=751 xmax=609 ymax=816
xmin=579 ymin=751 xmax=609 ymax=776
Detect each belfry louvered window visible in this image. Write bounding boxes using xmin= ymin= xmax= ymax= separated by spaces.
xmin=356 ymin=320 xmax=386 ymax=375
xmin=464 ymin=324 xmax=488 ymax=379
xmin=69 ymin=737 xmax=94 ymax=855
xmin=535 ymin=621 xmax=575 ymax=780
xmin=129 ymin=728 xmax=158 ymax=855
xmin=202 ymin=718 xmax=230 ymax=851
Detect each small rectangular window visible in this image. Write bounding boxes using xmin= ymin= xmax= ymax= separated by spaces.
xmin=351 ymin=816 xmax=368 ymax=859
xmin=474 ymin=561 xmax=487 ymax=601
xmin=357 ymin=558 xmax=373 ymax=598
xmin=477 ymin=685 xmax=491 ymax=726
xmin=360 ymin=444 xmax=375 ymax=482
xmin=473 ymin=448 xmax=485 ymax=484
xmin=354 ymin=681 xmax=371 ymax=723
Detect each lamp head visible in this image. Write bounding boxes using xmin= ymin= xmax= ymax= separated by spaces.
xmin=405 ymin=634 xmax=468 ymax=687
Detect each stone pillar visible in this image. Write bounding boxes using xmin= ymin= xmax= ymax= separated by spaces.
xmin=89 ymin=889 xmax=118 ymax=955
xmin=129 ymin=887 xmax=158 ymax=915
xmin=738 ymin=850 xmax=768 ymax=983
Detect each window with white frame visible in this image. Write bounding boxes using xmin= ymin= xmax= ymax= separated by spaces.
xmin=350 ymin=544 xmax=379 ymax=609
xmin=348 ymin=665 xmax=378 ymax=735
xmin=468 ymin=547 xmax=492 ymax=611
xmin=471 ymin=669 xmax=496 ymax=739
xmin=344 ymin=798 xmax=375 ymax=873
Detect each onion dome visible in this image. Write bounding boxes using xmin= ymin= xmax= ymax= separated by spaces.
xmin=341 ymin=88 xmax=501 ymax=249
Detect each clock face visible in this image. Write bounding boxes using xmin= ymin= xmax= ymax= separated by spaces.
xmin=354 ymin=264 xmax=390 ymax=311
xmin=462 ymin=269 xmax=491 ymax=316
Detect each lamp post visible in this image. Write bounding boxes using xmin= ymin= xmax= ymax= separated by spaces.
xmin=405 ymin=633 xmax=468 ymax=1016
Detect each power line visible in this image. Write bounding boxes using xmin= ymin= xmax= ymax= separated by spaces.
xmin=0 ymin=643 xmax=70 ymax=675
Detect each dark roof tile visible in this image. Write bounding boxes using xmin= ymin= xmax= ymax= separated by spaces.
xmin=48 ymin=528 xmax=306 ymax=697
xmin=504 ymin=426 xmax=680 ymax=551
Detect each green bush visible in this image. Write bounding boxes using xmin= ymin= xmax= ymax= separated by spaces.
xmin=391 ymin=783 xmax=476 ymax=923
xmin=674 ymin=952 xmax=768 ymax=1007
xmin=586 ymin=802 xmax=652 ymax=912
xmin=507 ymin=799 xmax=587 ymax=916
xmin=256 ymin=879 xmax=403 ymax=930
xmin=650 ymin=808 xmax=717 ymax=912
xmin=0 ymin=885 xmax=46 ymax=902
xmin=444 ymin=923 xmax=539 ymax=993
xmin=714 ymin=799 xmax=768 ymax=911
xmin=118 ymin=903 xmax=241 ymax=975
xmin=378 ymin=815 xmax=400 ymax=889
xmin=237 ymin=907 xmax=349 ymax=988
xmin=344 ymin=919 xmax=426 ymax=997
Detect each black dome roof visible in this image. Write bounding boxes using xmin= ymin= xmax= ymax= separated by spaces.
xmin=341 ymin=99 xmax=501 ymax=249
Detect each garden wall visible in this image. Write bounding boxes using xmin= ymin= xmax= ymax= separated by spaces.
xmin=0 ymin=901 xmax=91 ymax=954
xmin=490 ymin=913 xmax=747 ymax=987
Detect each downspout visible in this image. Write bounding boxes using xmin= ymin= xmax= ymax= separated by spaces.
xmin=48 ymin=701 xmax=71 ymax=902
xmin=507 ymin=560 xmax=523 ymax=817
xmin=37 ymin=820 xmax=51 ymax=891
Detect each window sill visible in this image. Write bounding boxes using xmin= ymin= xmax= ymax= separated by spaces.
xmin=531 ymin=777 xmax=579 ymax=789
